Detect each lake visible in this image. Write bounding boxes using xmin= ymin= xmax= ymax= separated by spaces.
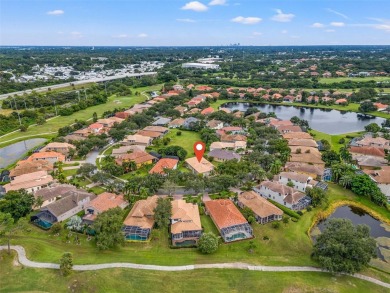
xmin=0 ymin=138 xmax=47 ymax=168
xmin=222 ymin=102 xmax=386 ymax=134
xmin=314 ymin=205 xmax=390 ymax=265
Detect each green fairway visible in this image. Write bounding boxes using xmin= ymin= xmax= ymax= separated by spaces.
xmin=0 ymin=85 xmax=162 ymax=148
xmin=1 ymin=252 xmax=388 ymax=293
xmin=319 ymin=77 xmax=390 ymax=84
xmin=309 ymin=129 xmax=364 ymax=152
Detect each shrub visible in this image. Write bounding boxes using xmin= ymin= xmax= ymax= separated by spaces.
xmin=176 ymin=131 xmax=182 ymax=136
xmin=51 ymin=222 xmax=62 ymax=234
xmin=268 ymin=199 xmax=300 ymax=219
xmin=198 ymin=232 xmax=219 ymax=254
xmin=297 ymin=211 xmax=303 ymax=216
xmin=263 ymin=236 xmax=270 ymax=240
xmin=339 ymin=138 xmax=345 ymax=144
xmin=291 ymin=218 xmax=298 ymax=222
xmin=307 ymin=206 xmax=312 ymax=212
xmin=272 ymin=221 xmax=281 ymax=229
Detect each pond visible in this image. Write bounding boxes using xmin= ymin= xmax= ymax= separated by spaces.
xmin=313 ymin=205 xmax=390 ymax=266
xmin=222 ymin=102 xmax=386 ymax=134
xmin=0 ymin=138 xmax=47 ymax=169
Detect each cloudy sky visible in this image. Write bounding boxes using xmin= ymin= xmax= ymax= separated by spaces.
xmin=1 ymin=0 xmax=389 ymax=46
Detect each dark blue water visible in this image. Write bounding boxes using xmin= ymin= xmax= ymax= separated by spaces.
xmin=222 ymin=102 xmax=386 ymax=134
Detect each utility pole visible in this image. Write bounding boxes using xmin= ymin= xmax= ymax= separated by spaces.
xmin=12 ymin=96 xmax=22 ymax=125
xmin=77 ymin=90 xmax=80 ymax=102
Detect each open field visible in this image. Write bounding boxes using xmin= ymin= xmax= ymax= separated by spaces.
xmin=163 ymin=129 xmax=201 ymax=158
xmin=319 ymin=77 xmax=390 ymax=84
xmin=309 ymin=130 xmax=364 ymax=152
xmin=0 ymin=85 xmax=161 ymax=148
xmin=1 ymin=252 xmax=388 ymax=293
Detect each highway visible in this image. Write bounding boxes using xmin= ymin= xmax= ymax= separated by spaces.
xmin=0 ymin=71 xmax=157 ymax=100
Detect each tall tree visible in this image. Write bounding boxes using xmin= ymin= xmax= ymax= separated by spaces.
xmin=313 ymin=219 xmax=376 ymax=274
xmin=198 ymin=232 xmax=219 ymax=254
xmin=0 ymin=190 xmax=35 ymax=221
xmin=153 ymin=198 xmax=172 ymax=228
xmin=93 ymin=208 xmax=125 ymax=250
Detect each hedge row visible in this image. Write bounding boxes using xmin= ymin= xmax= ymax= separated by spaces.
xmin=268 ymin=199 xmax=301 ymax=219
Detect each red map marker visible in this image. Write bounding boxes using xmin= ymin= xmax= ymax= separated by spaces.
xmin=194 ymin=141 xmax=206 ymax=162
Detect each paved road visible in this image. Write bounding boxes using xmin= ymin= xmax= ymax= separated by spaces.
xmin=1 ymin=245 xmax=389 ymax=289
xmin=0 ymin=72 xmax=157 ymax=100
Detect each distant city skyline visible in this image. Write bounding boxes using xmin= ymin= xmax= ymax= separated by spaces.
xmin=1 ymin=0 xmax=390 ymax=46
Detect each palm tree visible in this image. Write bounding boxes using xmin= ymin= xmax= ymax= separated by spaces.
xmin=340 ymin=147 xmax=352 ymax=163
xmin=139 ymin=187 xmax=150 ymax=199
xmin=270 ymin=159 xmax=282 ymax=175
xmin=339 ymin=174 xmax=353 ymax=189
xmin=331 ymin=163 xmax=343 ymax=182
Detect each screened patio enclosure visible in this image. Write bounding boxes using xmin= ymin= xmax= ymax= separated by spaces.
xmin=123 ymin=225 xmax=151 ymax=241
xmin=220 ymin=223 xmax=253 ymax=243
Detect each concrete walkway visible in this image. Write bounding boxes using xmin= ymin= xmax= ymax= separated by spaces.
xmin=1 ymin=245 xmax=389 ymax=289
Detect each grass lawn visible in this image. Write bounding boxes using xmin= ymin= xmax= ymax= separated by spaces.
xmin=161 ymin=129 xmax=201 ymax=158
xmin=200 ymin=214 xmax=220 ymax=235
xmin=1 ymin=252 xmax=388 ymax=293
xmin=319 ymin=77 xmax=390 ymax=84
xmin=309 ymin=129 xmax=364 ymax=152
xmin=89 ymin=186 xmax=106 ymax=195
xmin=0 ymin=85 xmax=161 ymax=148
xmin=63 ymin=169 xmax=78 ymax=178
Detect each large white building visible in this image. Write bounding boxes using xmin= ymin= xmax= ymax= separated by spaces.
xmin=182 ymin=63 xmax=220 ymax=70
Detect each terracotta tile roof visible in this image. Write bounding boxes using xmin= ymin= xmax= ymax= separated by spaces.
xmin=289 ymin=146 xmax=322 ymax=157
xmin=352 ymin=155 xmax=387 ymax=167
xmin=196 ymin=85 xmax=213 ymax=91
xmin=41 ymin=142 xmax=75 ymax=151
xmin=86 ymin=192 xmax=128 ymax=213
xmin=143 ymin=126 xmax=168 ymax=133
xmin=136 ymin=130 xmax=162 ymax=138
xmin=373 ymin=102 xmax=388 ymax=110
xmin=112 ymin=145 xmax=145 ymax=156
xmin=206 ymin=119 xmax=223 ymax=128
xmin=116 ymin=151 xmax=155 ymax=165
xmin=356 ymin=136 xmax=390 ymax=148
xmin=4 ymin=171 xmax=53 ymax=192
xmin=123 ymin=195 xmax=159 ymax=228
xmin=88 ymin=123 xmax=104 ymax=129
xmin=238 ymin=191 xmax=283 ymax=218
xmin=27 ymin=151 xmax=65 ymax=162
xmin=149 ymin=158 xmax=179 ymax=174
xmin=10 ymin=160 xmax=53 ymax=178
xmin=282 ymin=132 xmax=313 ymax=140
xmin=290 ymin=153 xmax=324 ymax=165
xmin=185 ymin=157 xmax=214 ymax=174
xmin=288 ymin=139 xmax=318 ymax=148
xmin=221 ymin=126 xmax=243 ymax=132
xmin=169 ymin=118 xmax=185 ymax=127
xmin=205 ymin=199 xmax=247 ymax=229
xmin=201 ymin=107 xmax=215 ymax=115
xmin=349 ymin=146 xmax=385 ymax=158
xmin=221 ymin=134 xmax=247 ymax=142
xmin=171 ymin=200 xmax=202 ymax=234
xmin=277 ymin=125 xmax=302 ymax=133
xmin=123 ymin=134 xmax=152 ymax=145
xmin=210 ymin=141 xmax=247 ymax=150
xmin=269 ymin=120 xmax=293 ymax=127
xmin=364 ymin=166 xmax=390 ymax=184
xmin=285 ymin=162 xmax=324 ymax=176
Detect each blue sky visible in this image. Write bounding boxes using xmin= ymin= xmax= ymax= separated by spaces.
xmin=1 ymin=0 xmax=389 ymax=46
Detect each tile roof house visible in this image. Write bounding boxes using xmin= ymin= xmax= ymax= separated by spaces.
xmin=206 ymin=119 xmax=224 ymax=130
xmin=269 ymin=120 xmax=293 ymax=128
xmin=185 ymin=157 xmax=214 ymax=176
xmin=143 ymin=126 xmax=169 ymax=134
xmin=276 ymin=125 xmax=302 ymax=134
xmin=31 ymin=190 xmax=95 ymax=229
xmin=349 ymin=146 xmax=386 ymax=158
xmin=277 ymin=172 xmax=314 ymax=192
xmin=352 ymin=154 xmax=388 ymax=170
xmin=174 ymin=106 xmax=187 ymax=115
xmin=97 ymin=117 xmax=124 ymax=128
xmin=289 ymin=146 xmax=322 ymax=158
xmin=27 ymin=151 xmax=66 ymax=164
xmin=208 ymin=149 xmax=241 ymax=162
xmin=83 ymin=192 xmax=128 ymax=223
xmin=9 ymin=160 xmax=53 ymax=179
xmin=123 ymin=195 xmax=159 ymax=241
xmin=220 ymin=134 xmax=247 ymax=143
xmin=254 ymin=181 xmax=311 ymax=211
xmin=168 ymin=118 xmax=185 ymax=128
xmin=170 ymin=200 xmax=202 ymax=247
xmin=73 ymin=128 xmax=92 ymax=138
xmin=34 ymin=183 xmax=79 ymax=208
xmin=364 ymin=166 xmax=390 ymax=201
xmin=356 ymin=136 xmax=390 ymax=149
xmin=284 ymin=162 xmax=325 ymax=180
xmin=122 ymin=134 xmax=152 ymax=146
xmin=200 ymin=107 xmax=215 ymax=115
xmin=88 ymin=123 xmax=105 ymax=133
xmin=209 ymin=141 xmax=247 ymax=152
xmin=4 ymin=171 xmax=54 ymax=194
xmin=111 ymin=145 xmax=146 ymax=157
xmin=149 ymin=158 xmax=179 ymax=175
xmin=204 ymin=199 xmax=253 ymax=243
xmin=64 ymin=134 xmax=87 ymax=142
xmin=288 ymin=138 xmax=318 ymax=148
xmin=183 ymin=117 xmax=200 ymax=129
xmin=335 ymin=98 xmax=348 ymax=105
xmin=237 ymin=191 xmax=283 ymax=224
xmin=40 ymin=142 xmax=76 ymax=156
xmin=289 ymin=153 xmax=325 ymax=167
xmin=282 ymin=132 xmax=313 ymax=140
xmin=115 ymin=151 xmax=156 ymax=168
xmin=137 ymin=130 xmax=164 ymax=139
xmin=373 ymin=103 xmax=388 ymax=112
xmin=152 ymin=117 xmax=171 ymax=126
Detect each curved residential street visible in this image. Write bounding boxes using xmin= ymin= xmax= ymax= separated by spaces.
xmin=1 ymin=246 xmax=389 ymax=289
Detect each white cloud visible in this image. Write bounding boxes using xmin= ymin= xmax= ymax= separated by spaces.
xmin=181 ymin=1 xmax=208 ymax=12
xmin=231 ymin=16 xmax=262 ymax=25
xmin=209 ymin=0 xmax=226 ymax=5
xmin=138 ymin=33 xmax=148 ymax=38
xmin=176 ymin=18 xmax=196 ymax=23
xmin=375 ymin=24 xmax=390 ymax=32
xmin=311 ymin=22 xmax=325 ymax=28
xmin=325 ymin=29 xmax=335 ymax=33
xmin=47 ymin=10 xmax=64 ymax=16
xmin=326 ymin=8 xmax=350 ymax=20
xmin=271 ymin=9 xmax=295 ymax=22
xmin=112 ymin=34 xmax=129 ymax=39
xmin=330 ymin=22 xmax=345 ymax=27
xmin=281 ymin=30 xmax=288 ymax=34
xmin=253 ymin=31 xmax=262 ymax=36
